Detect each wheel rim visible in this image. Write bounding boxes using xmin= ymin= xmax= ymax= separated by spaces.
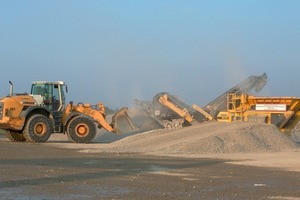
xmin=34 ymin=123 xmax=47 ymax=136
xmin=75 ymin=123 xmax=89 ymax=137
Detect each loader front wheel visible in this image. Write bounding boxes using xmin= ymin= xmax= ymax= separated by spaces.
xmin=23 ymin=114 xmax=53 ymax=143
xmin=7 ymin=131 xmax=26 ymax=142
xmin=67 ymin=116 xmax=96 ymax=143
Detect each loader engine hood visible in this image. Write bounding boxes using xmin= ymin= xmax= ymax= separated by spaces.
xmin=4 ymin=95 xmax=37 ymax=106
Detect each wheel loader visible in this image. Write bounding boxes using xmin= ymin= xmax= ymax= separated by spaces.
xmin=0 ymin=81 xmax=136 ymax=143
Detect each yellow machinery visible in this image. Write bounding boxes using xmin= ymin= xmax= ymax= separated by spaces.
xmin=158 ymin=94 xmax=194 ymax=124
xmin=134 ymin=73 xmax=267 ymax=130
xmin=217 ymin=93 xmax=300 ymax=133
xmin=0 ymin=81 xmax=136 ymax=143
xmin=191 ymin=104 xmax=214 ymax=121
xmin=202 ymin=73 xmax=267 ymax=119
xmin=135 ymin=92 xmax=196 ymax=129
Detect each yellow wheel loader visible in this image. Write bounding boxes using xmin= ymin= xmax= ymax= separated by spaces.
xmin=0 ymin=81 xmax=136 ymax=143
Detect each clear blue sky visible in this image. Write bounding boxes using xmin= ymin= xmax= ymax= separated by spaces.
xmin=1 ymin=0 xmax=299 ymax=108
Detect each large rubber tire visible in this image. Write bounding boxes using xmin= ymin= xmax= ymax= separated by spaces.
xmin=23 ymin=114 xmax=53 ymax=143
xmin=67 ymin=116 xmax=96 ymax=143
xmin=6 ymin=131 xmax=26 ymax=142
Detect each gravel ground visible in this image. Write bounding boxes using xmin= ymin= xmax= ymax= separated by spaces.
xmin=1 ymin=121 xmax=300 ymax=199
xmin=1 ymin=142 xmax=300 ymax=200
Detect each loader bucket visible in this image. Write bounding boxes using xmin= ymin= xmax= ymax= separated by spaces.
xmin=110 ymin=107 xmax=138 ymax=134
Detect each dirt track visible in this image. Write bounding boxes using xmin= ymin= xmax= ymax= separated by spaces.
xmin=1 ymin=121 xmax=300 ymax=199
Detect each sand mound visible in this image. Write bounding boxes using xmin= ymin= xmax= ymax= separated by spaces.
xmin=82 ymin=121 xmax=297 ymax=155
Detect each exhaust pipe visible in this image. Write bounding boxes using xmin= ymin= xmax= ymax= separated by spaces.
xmin=9 ymin=81 xmax=13 ymax=96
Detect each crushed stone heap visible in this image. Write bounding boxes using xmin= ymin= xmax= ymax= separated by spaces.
xmin=92 ymin=121 xmax=298 ymax=155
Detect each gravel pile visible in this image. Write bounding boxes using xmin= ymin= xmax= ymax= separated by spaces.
xmin=87 ymin=121 xmax=297 ymax=155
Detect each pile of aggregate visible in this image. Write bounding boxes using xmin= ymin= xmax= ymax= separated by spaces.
xmin=88 ymin=121 xmax=298 ymax=155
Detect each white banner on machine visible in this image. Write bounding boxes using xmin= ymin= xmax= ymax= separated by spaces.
xmin=255 ymin=104 xmax=287 ymax=111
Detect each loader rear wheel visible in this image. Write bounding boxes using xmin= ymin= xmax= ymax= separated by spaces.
xmin=7 ymin=131 xmax=26 ymax=142
xmin=67 ymin=116 xmax=96 ymax=143
xmin=23 ymin=114 xmax=53 ymax=143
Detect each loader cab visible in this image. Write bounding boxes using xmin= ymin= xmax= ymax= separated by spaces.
xmin=31 ymin=81 xmax=67 ymax=112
